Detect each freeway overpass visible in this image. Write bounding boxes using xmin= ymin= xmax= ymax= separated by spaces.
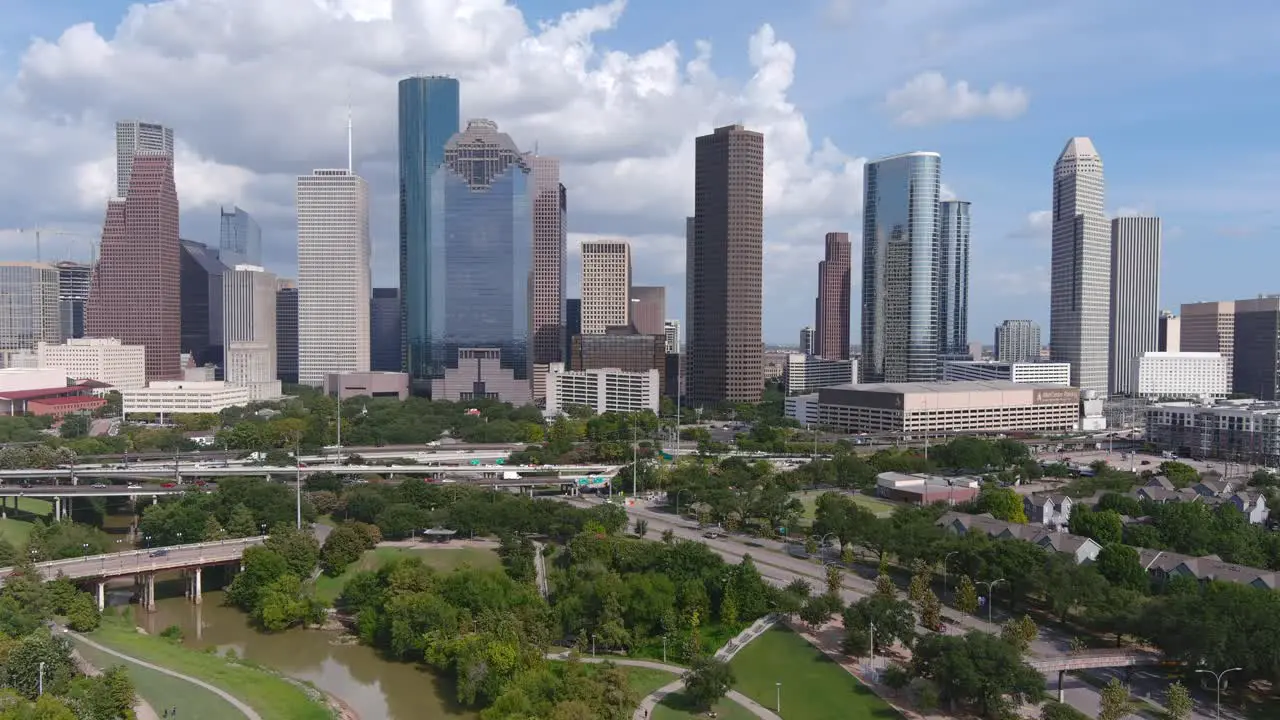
xmin=0 ymin=536 xmax=266 ymax=611
xmin=0 ymin=463 xmax=621 ymax=481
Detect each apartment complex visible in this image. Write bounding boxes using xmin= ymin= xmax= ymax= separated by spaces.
xmin=994 ymin=320 xmax=1041 ymax=363
xmin=1146 ymin=400 xmax=1280 ymax=466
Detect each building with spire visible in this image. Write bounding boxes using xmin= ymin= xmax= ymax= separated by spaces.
xmin=1049 ymin=137 xmax=1109 ymax=395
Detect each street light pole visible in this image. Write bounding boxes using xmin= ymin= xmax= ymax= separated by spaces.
xmin=632 ymin=417 xmax=638 ymax=500
xmin=335 ymin=401 xmax=343 ymax=466
xmin=978 ymin=578 xmax=1007 ymax=623
xmin=868 ymin=621 xmax=876 ymax=669
xmin=943 ymin=551 xmax=958 ymax=597
xmin=294 ymin=438 xmax=302 ymax=530
xmin=1195 ymin=667 xmax=1242 ymax=720
xmin=775 ymin=682 xmax=781 ymax=714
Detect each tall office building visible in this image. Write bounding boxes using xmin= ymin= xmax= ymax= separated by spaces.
xmin=664 ymin=320 xmax=681 ymax=354
xmin=581 ymin=240 xmax=632 ymax=335
xmin=1180 ymin=301 xmax=1235 ymax=375
xmin=684 ymin=216 xmax=695 ymax=354
xmin=1233 ymin=297 xmax=1280 ymax=400
xmin=398 ymin=76 xmax=461 ymax=386
xmin=115 ymin=121 xmax=173 ymax=198
xmin=815 ymin=232 xmax=851 ymax=360
xmin=629 ymin=286 xmax=665 ymax=336
xmin=799 ymin=326 xmax=815 ymax=355
xmin=529 ymin=154 xmax=567 ymax=373
xmin=1049 ymin=137 xmax=1109 ymax=395
xmin=275 ymin=279 xmax=299 ymax=384
xmin=994 ymin=320 xmax=1041 ymax=364
xmin=1158 ymin=311 xmax=1180 ymax=353
xmin=0 ymin=263 xmax=61 ymax=352
xmin=219 ymin=206 xmax=262 ymax=266
xmin=223 ymin=264 xmax=280 ymax=400
xmin=860 ymin=151 xmax=942 ymax=383
xmin=1108 ymin=217 xmax=1162 ymax=396
xmin=297 ymin=167 xmax=370 ymax=387
xmin=687 ymin=124 xmax=764 ymax=405
xmin=565 ymin=298 xmax=581 ymax=362
xmin=425 ymin=119 xmax=532 ymax=403
xmin=87 ymin=144 xmax=181 ymax=381
xmin=55 ymin=261 xmax=91 ymax=340
xmin=179 ymin=239 xmax=226 ymax=369
xmin=938 ymin=201 xmax=971 ymax=356
xmin=370 ymin=288 xmax=401 ymax=372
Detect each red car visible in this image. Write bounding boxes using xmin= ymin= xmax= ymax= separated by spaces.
xmin=161 ymin=482 xmax=176 ymax=488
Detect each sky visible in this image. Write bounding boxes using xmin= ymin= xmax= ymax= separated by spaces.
xmin=0 ymin=0 xmax=1277 ymax=346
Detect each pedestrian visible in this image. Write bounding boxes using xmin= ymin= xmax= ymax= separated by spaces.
xmin=162 ymin=710 xmax=168 ymax=719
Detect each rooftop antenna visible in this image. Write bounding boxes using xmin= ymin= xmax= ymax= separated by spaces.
xmin=346 ymin=104 xmax=353 ymax=173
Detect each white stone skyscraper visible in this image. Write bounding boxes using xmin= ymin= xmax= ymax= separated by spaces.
xmin=580 ymin=239 xmax=632 ymax=334
xmin=1049 ymin=137 xmax=1109 ymax=395
xmin=223 ymin=264 xmax=281 ymax=400
xmin=296 ymin=167 xmax=371 ymax=386
xmin=115 ymin=121 xmax=174 ymax=198
xmin=1108 ymin=217 xmax=1162 ymax=396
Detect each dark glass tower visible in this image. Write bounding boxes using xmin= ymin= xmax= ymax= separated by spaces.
xmin=938 ymin=200 xmax=971 ymax=356
xmin=398 ymin=76 xmax=461 ymax=391
xmin=370 ymin=287 xmax=401 ymax=372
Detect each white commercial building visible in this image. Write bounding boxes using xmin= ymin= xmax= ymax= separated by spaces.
xmin=783 ymin=353 xmax=856 ymax=395
xmin=1136 ymin=352 xmax=1230 ymax=400
xmin=36 ymin=338 xmax=146 ymax=391
xmin=121 ymin=380 xmax=251 ymax=418
xmin=1108 ymin=216 xmax=1162 ymax=396
xmin=223 ymin=264 xmax=281 ymax=401
xmin=580 ymin=239 xmax=631 ymax=335
xmin=297 ymin=167 xmax=370 ymax=386
xmin=115 ymin=120 xmax=173 ymax=198
xmin=994 ymin=320 xmax=1041 ymax=363
xmin=941 ymin=360 xmax=1071 ymax=386
xmin=545 ymin=363 xmax=658 ymax=416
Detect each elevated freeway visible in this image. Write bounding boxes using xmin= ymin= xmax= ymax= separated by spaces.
xmin=0 ymin=536 xmax=266 ymax=611
xmin=0 ymin=463 xmax=621 ymax=481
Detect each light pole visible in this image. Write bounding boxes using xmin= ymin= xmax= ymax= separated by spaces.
xmin=868 ymin=620 xmax=876 ymax=669
xmin=294 ymin=438 xmax=303 ymax=530
xmin=38 ymin=661 xmax=44 ymax=696
xmin=662 ymin=635 xmax=667 ymax=664
xmin=775 ymin=682 xmax=781 ymax=714
xmin=335 ymin=400 xmax=343 ymax=466
xmin=591 ymin=634 xmax=597 ymax=657
xmin=977 ymin=578 xmax=1007 ymax=623
xmin=817 ymin=532 xmax=837 ymax=559
xmin=632 ymin=416 xmax=639 ymax=500
xmin=943 ymin=551 xmax=958 ymax=597
xmin=1195 ymin=667 xmax=1241 ymax=720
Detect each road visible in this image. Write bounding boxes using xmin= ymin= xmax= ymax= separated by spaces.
xmin=0 ymin=537 xmax=265 ymax=584
xmin=585 ymin=497 xmax=1225 ymax=720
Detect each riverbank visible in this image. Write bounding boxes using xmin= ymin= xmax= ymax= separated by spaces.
xmin=89 ymin=614 xmax=335 ymax=720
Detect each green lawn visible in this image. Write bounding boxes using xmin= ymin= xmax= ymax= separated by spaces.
xmin=730 ymin=627 xmax=900 ymax=720
xmin=652 ymin=692 xmax=757 ymax=720
xmin=793 ymin=491 xmax=895 ymax=526
xmin=620 ymin=665 xmax=675 ymax=698
xmin=313 ymin=545 xmax=501 ymax=604
xmin=2 ymin=496 xmax=53 ymax=517
xmin=0 ymin=517 xmax=34 ymax=545
xmin=73 ymin=636 xmax=243 ymax=720
xmin=88 ymin=617 xmax=331 ymax=720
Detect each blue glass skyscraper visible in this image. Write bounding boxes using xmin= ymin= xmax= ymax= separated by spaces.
xmin=860 ymin=151 xmax=942 ymax=383
xmin=219 ymin=206 xmax=261 ymax=266
xmin=426 ymin=119 xmax=533 ymax=399
xmin=398 ymin=76 xmax=460 ymax=385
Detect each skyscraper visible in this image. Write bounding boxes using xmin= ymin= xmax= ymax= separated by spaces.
xmin=815 ymin=232 xmax=851 ymax=360
xmin=179 ymin=239 xmax=226 ymax=369
xmin=664 ymin=319 xmax=681 ymax=354
xmin=938 ymin=201 xmax=971 ymax=356
xmin=1050 ymin=137 xmax=1109 ymax=395
xmin=1108 ymin=216 xmax=1162 ymax=396
xmin=223 ymin=264 xmax=280 ymax=400
xmin=629 ymin=286 xmax=665 ymax=337
xmin=684 ymin=216 xmax=694 ymax=354
xmin=582 ymin=240 xmax=632 ymax=334
xmin=994 ymin=320 xmax=1041 ymax=363
xmin=860 ymin=151 xmax=942 ymax=383
xmin=398 ymin=76 xmax=461 ymax=386
xmin=296 ymin=167 xmax=370 ymax=387
xmin=55 ymin=261 xmax=91 ymax=340
xmin=565 ymin=298 xmax=582 ymax=361
xmin=529 ymin=154 xmax=567 ymax=376
xmin=1232 ymin=297 xmax=1280 ymax=400
xmin=370 ymin=288 xmax=401 ymax=372
xmin=425 ymin=119 xmax=532 ymax=403
xmin=219 ymin=206 xmax=262 ymax=266
xmin=87 ymin=138 xmax=181 ymax=381
xmin=0 ymin=263 xmax=61 ymax=352
xmin=115 ymin=121 xmax=173 ymax=199
xmin=799 ymin=326 xmax=815 ymax=355
xmin=1158 ymin=311 xmax=1180 ymax=353
xmin=687 ymin=124 xmax=764 ymax=405
xmin=275 ymin=279 xmax=299 ymax=384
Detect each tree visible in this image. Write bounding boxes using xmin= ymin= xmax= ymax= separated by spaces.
xmin=5 ymin=631 xmax=76 ymax=699
xmin=320 ymin=524 xmax=367 ymax=576
xmin=59 ymin=414 xmax=89 ymax=439
xmin=633 ymin=519 xmax=648 ymax=537
xmin=918 ymin=589 xmax=942 ymax=632
xmin=844 ymin=593 xmax=914 ymax=653
xmin=999 ymin=615 xmax=1037 ymax=655
xmin=1041 ymin=701 xmax=1092 ymax=720
xmin=65 ymin=592 xmax=101 ymax=632
xmin=1163 ymin=681 xmax=1192 ymax=720
xmin=682 ymin=657 xmax=734 ymax=711
xmin=1094 ymin=544 xmax=1149 ymax=592
xmin=955 ymin=575 xmax=979 ymax=615
xmin=977 ymin=488 xmax=1028 ymax=524
xmin=1098 ymin=678 xmax=1136 ymax=720
xmin=825 ymin=563 xmax=844 ymax=598
xmin=908 ymin=558 xmax=932 ymax=606
xmin=224 ymin=504 xmax=259 ymax=537
xmin=911 ymin=631 xmax=1045 ymax=718
xmin=799 ymin=595 xmax=836 ymax=629
xmin=1068 ymin=507 xmax=1124 ymax=545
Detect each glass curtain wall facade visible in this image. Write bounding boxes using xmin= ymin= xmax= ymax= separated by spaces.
xmin=860 ymin=152 xmax=941 ymax=383
xmin=938 ymin=200 xmax=971 ymax=356
xmin=399 ymin=76 xmax=461 ymax=386
xmin=426 ymin=119 xmax=533 ymax=388
xmin=219 ymin=206 xmax=262 ymax=266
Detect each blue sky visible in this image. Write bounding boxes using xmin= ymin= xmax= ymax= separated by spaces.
xmin=0 ymin=0 xmax=1278 ymax=345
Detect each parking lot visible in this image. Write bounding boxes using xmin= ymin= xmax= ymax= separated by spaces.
xmin=1035 ymin=447 xmax=1245 ymax=477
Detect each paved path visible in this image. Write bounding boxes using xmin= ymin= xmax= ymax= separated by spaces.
xmin=532 ymin=540 xmax=549 ymax=598
xmin=64 ymin=628 xmax=262 ymax=720
xmin=70 ymin=645 xmax=160 ymax=720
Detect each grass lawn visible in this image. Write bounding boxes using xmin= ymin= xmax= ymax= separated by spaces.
xmin=313 ymin=545 xmax=501 ymax=604
xmin=88 ymin=617 xmax=331 ymax=720
xmin=793 ymin=491 xmax=895 ymax=526
xmin=620 ymin=665 xmax=675 ymax=698
xmin=652 ymin=692 xmax=757 ymax=720
xmin=0 ymin=517 xmax=33 ymax=545
xmin=730 ymin=627 xmax=900 ymax=720
xmin=73 ymin=636 xmax=243 ymax=720
xmin=3 ymin=496 xmax=53 ymax=517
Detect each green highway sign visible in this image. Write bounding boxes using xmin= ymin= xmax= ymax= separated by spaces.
xmin=469 ymin=459 xmax=480 ymax=466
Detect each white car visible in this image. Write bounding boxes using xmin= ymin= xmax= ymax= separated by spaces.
xmin=91 ymin=483 xmax=107 ymax=489
xmin=126 ymin=483 xmax=142 ymax=489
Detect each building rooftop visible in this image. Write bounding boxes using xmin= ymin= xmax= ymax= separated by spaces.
xmin=823 ymin=380 xmax=1072 ymax=394
xmin=1058 ymin=136 xmax=1099 ymax=161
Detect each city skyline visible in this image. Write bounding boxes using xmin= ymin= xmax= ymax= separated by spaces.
xmin=1 ymin=2 xmax=1278 ymax=346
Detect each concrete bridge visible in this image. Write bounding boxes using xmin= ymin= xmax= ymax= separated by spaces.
xmin=0 ymin=536 xmax=266 ymax=612
xmin=1031 ymin=650 xmax=1164 ymax=701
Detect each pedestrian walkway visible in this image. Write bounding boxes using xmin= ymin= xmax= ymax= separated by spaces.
xmin=71 ymin=646 xmax=160 ymax=720
xmin=64 ymin=628 xmax=261 ymax=720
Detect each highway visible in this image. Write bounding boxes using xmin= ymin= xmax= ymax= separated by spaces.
xmin=0 ymin=463 xmax=622 ymax=481
xmin=0 ymin=485 xmax=191 ymax=497
xmin=0 ymin=536 xmax=265 ymax=584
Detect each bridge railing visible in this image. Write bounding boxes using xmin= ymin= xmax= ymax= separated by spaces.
xmin=0 ymin=536 xmax=268 ymax=578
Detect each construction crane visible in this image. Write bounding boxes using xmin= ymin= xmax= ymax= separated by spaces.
xmin=0 ymin=227 xmax=98 ymax=263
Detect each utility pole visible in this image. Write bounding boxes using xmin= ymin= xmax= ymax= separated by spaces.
xmin=632 ymin=417 xmax=638 ymax=499
xmin=335 ymin=401 xmax=343 ymax=466
xmin=295 ymin=438 xmax=302 ymax=530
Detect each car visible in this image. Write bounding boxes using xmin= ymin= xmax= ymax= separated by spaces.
xmin=148 ymin=549 xmax=169 ymax=557
xmin=702 ymin=531 xmax=721 ymax=539
xmin=1140 ymin=460 xmax=1151 ymax=466
xmin=20 ymin=483 xmax=31 ymax=489
xmin=126 ymin=483 xmax=142 ymax=489
xmin=161 ymin=482 xmax=176 ymax=488
xmin=91 ymin=483 xmax=107 ymax=489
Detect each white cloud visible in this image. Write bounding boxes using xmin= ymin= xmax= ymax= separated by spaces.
xmin=1006 ymin=209 xmax=1052 ymax=246
xmin=883 ymin=71 xmax=1028 ymax=126
xmin=0 ymin=0 xmax=871 ymax=341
